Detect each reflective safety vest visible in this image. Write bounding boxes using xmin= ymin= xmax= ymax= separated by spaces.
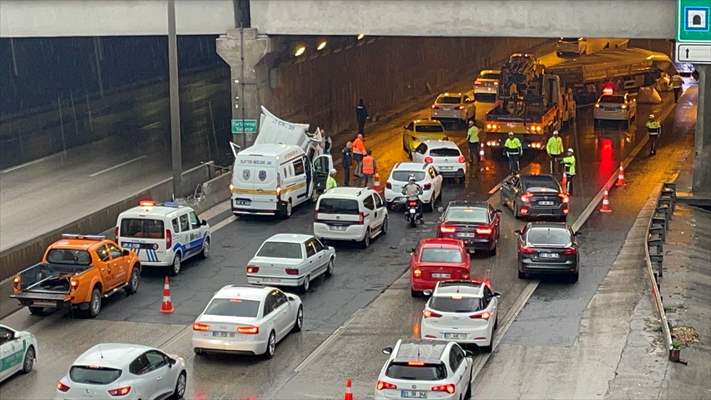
xmin=504 ymin=137 xmax=522 ymax=151
xmin=646 ymin=120 xmax=661 ymax=135
xmin=362 ymin=155 xmax=375 ymax=174
xmin=326 ymin=176 xmax=338 ymax=191
xmin=352 ymin=138 xmax=366 ymax=155
xmin=467 ymin=126 xmax=480 ymax=143
xmin=563 ymin=155 xmax=576 ymax=176
xmin=546 ymin=136 xmax=564 ymax=156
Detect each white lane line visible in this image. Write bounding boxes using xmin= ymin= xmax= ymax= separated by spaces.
xmin=1 ymin=152 xmax=63 ymax=174
xmin=210 ymin=215 xmax=236 ymax=232
xmin=88 ymin=155 xmax=147 ymax=177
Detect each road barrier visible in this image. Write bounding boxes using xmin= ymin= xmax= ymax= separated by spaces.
xmin=643 ymin=182 xmax=676 ymax=359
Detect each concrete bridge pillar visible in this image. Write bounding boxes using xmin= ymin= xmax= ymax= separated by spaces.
xmin=216 ymin=28 xmax=273 ymax=149
xmin=693 ymin=64 xmax=711 ymax=196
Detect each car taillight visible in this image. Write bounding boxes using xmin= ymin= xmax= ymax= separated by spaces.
xmin=423 ymin=309 xmax=442 ymax=318
xmin=386 ymin=182 xmax=392 ymax=189
xmin=165 ymin=229 xmax=172 ymax=249
xmin=246 ymin=265 xmax=259 ymax=274
xmin=423 ymin=183 xmax=432 ymax=190
xmin=238 ymin=325 xmax=259 ymax=334
xmin=518 ymin=245 xmax=536 ymax=254
xmin=559 ymin=193 xmax=569 ymax=203
xmin=520 ymin=192 xmax=533 ymax=202
xmin=70 ymin=279 xmax=79 ymax=290
xmin=432 ymin=384 xmax=456 ymax=394
xmin=192 ymin=322 xmax=209 ymax=331
xmin=413 ymin=269 xmax=422 ymax=278
xmin=474 ymin=81 xmax=482 ymax=86
xmin=440 ymin=225 xmax=456 ymax=233
xmin=431 ymin=105 xmax=439 ymax=109
xmin=476 ymin=227 xmax=493 ymax=235
xmin=108 ymin=386 xmax=131 ymax=396
xmin=285 ymin=268 xmax=299 ymax=275
xmin=562 ymin=247 xmax=577 ymax=255
xmin=57 ymin=381 xmax=70 ymax=392
xmin=12 ymin=276 xmax=20 ymax=290
xmin=458 ymin=155 xmax=466 ymax=163
xmin=357 ymin=211 xmax=366 ymax=225
xmin=470 ymin=311 xmax=491 ymax=320
xmin=377 ymin=380 xmax=398 ymax=390
xmin=114 ymin=226 xmax=119 ymax=238
xmin=424 ymin=156 xmax=433 ymax=164
xmin=408 ymin=200 xmax=418 ymax=207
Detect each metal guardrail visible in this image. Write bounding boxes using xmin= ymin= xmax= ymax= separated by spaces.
xmin=644 ymin=182 xmax=676 ymax=358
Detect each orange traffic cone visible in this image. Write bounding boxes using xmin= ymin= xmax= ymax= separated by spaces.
xmin=561 ymin=174 xmax=568 ymax=194
xmin=160 ymin=276 xmax=175 ymax=313
xmin=599 ymin=190 xmax=612 ymax=213
xmin=479 ymin=148 xmax=485 ymax=160
xmin=344 ymin=378 xmax=353 ymax=400
xmin=616 ymin=165 xmax=625 ymax=186
xmin=372 ymin=173 xmax=382 ymax=193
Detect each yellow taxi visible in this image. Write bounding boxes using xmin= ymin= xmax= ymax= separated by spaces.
xmin=402 ymin=119 xmax=447 ymax=156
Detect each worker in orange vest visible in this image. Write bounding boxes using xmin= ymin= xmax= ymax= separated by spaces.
xmin=361 ymin=149 xmax=377 ymax=188
xmin=352 ymin=134 xmax=366 ymax=179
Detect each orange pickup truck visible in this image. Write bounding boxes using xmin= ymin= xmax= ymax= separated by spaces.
xmin=11 ymin=234 xmax=141 ymax=318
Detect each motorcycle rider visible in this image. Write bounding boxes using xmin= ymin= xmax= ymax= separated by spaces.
xmin=402 ymin=174 xmax=424 ymax=218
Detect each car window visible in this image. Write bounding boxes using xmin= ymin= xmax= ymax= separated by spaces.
xmin=179 ymin=214 xmax=190 ymax=232
xmin=144 ymin=350 xmax=167 ymax=370
xmin=47 ymin=249 xmax=93 ymax=265
xmin=526 ymin=228 xmax=572 ymax=246
xmin=305 ymin=242 xmax=316 ymax=257
xmin=293 ymin=159 xmax=305 ymax=176
xmin=430 ymin=148 xmax=460 ymax=157
xmin=256 ymin=241 xmax=303 ymax=259
xmin=450 ymin=345 xmax=465 ymax=371
xmin=444 ymin=207 xmax=488 ymax=223
xmin=171 ymin=218 xmax=180 ymax=233
xmin=386 ymin=362 xmax=447 ymax=380
xmin=0 ymin=327 xmax=13 ymax=342
xmin=475 ymin=93 xmax=497 ymax=103
xmin=522 ymin=176 xmax=560 ymax=191
xmin=430 ymin=296 xmax=483 ymax=313
xmin=129 ymin=355 xmax=151 ymax=375
xmin=95 ymin=245 xmax=111 ymax=262
xmin=189 ymin=212 xmax=201 ymax=230
xmin=204 ymin=298 xmax=260 ymax=318
xmin=263 ymin=295 xmax=275 ymax=315
xmin=405 ymin=122 xmax=414 ymax=130
xmin=416 ymin=143 xmax=427 ymax=154
xmin=600 ymin=95 xmax=625 ymax=103
xmin=120 ymin=218 xmax=165 ymax=239
xmin=483 ymin=286 xmax=494 ymax=307
xmin=363 ymin=195 xmax=375 ymax=210
xmin=272 ymin=290 xmax=287 ymax=308
xmin=420 ymin=248 xmax=462 ymax=263
xmin=72 ymin=365 xmax=123 ymax=383
xmin=436 ymin=96 xmax=462 ymax=104
xmin=415 ymin=124 xmax=444 ymax=133
xmin=392 ymin=170 xmax=425 ymax=182
xmin=311 ymin=238 xmax=325 ymax=252
xmin=374 ymin=193 xmax=384 ymax=208
xmin=318 ymin=198 xmax=360 ymax=215
xmin=107 ymin=243 xmax=122 ymax=259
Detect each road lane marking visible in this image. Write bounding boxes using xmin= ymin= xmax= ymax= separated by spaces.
xmin=210 ymin=215 xmax=236 ymax=232
xmin=88 ymin=155 xmax=147 ymax=177
xmin=1 ymin=152 xmax=63 ymax=174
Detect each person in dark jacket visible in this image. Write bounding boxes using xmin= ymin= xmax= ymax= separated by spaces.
xmin=342 ymin=141 xmax=353 ymax=186
xmin=356 ymin=99 xmax=368 ymax=135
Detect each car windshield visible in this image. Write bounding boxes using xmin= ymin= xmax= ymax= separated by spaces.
xmin=429 ymin=148 xmax=460 ymax=157
xmin=256 ymin=241 xmax=303 ymax=259
xmin=204 ymin=298 xmax=260 ymax=318
xmin=475 ymin=93 xmax=497 ymax=103
xmin=599 ymin=95 xmax=625 ymax=104
xmin=522 ymin=176 xmax=560 ymax=192
xmin=386 ymin=362 xmax=447 ymax=381
xmin=430 ymin=296 xmax=483 ymax=313
xmin=480 ymin=72 xmax=500 ymax=80
xmin=445 ymin=207 xmax=488 ymax=223
xmin=46 ymin=249 xmax=92 ymax=265
xmin=420 ymin=248 xmax=462 ymax=263
xmin=392 ymin=171 xmax=425 ymax=182
xmin=120 ymin=218 xmax=165 ymax=239
xmin=318 ymin=198 xmax=359 ymax=215
xmin=526 ymin=227 xmax=572 ymax=247
xmin=70 ymin=366 xmax=122 ymax=385
xmin=415 ymin=124 xmax=444 ymax=133
xmin=560 ymin=37 xmax=579 ymax=42
xmin=436 ymin=96 xmax=461 ymax=104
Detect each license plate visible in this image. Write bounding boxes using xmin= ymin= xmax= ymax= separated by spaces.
xmin=212 ymin=331 xmax=236 ymax=338
xmin=33 ymin=301 xmax=57 ymax=307
xmin=235 ymin=199 xmax=251 ymax=206
xmin=540 ymin=252 xmax=559 ymax=258
xmin=439 ymin=165 xmax=453 ymax=170
xmin=401 ymin=390 xmax=427 ymax=399
xmin=432 ymin=273 xmax=451 ymax=279
xmin=538 ymin=201 xmax=554 ymax=206
xmin=458 ymin=233 xmax=475 ymax=238
xmin=330 ymin=225 xmax=347 ymax=231
xmin=123 ymin=242 xmax=141 ymax=249
xmin=444 ymin=332 xmax=467 ymax=340
xmin=409 ymin=208 xmax=417 ymax=214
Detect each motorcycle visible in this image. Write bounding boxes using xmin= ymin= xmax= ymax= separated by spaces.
xmin=405 ymin=196 xmax=422 ymax=227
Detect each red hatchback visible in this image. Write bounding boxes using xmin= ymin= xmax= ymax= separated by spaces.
xmin=409 ymin=238 xmax=471 ymax=297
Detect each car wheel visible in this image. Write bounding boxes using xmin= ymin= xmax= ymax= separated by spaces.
xmin=410 ymin=289 xmax=421 ymax=298
xmin=22 ymin=346 xmax=35 ymax=374
xmin=381 ymin=217 xmax=389 ymax=235
xmin=325 ymin=259 xmax=335 ymax=278
xmin=172 ymin=370 xmax=187 ymax=399
xmin=569 ymin=271 xmax=579 ymax=283
xmin=489 ymin=246 xmax=497 ymax=257
xmin=292 ymin=305 xmax=304 ymax=333
xmin=284 ymin=200 xmax=293 ymax=218
xmin=361 ymin=229 xmax=371 ymax=248
xmin=28 ymin=306 xmax=47 ymax=316
xmin=200 ymin=238 xmax=210 ymax=259
xmin=518 ymin=270 xmax=527 ymax=279
xmin=482 ymin=326 xmax=494 ymax=352
xmin=170 ymin=253 xmax=182 ymax=276
xmin=264 ymin=331 xmax=276 ymax=359
xmin=465 ymin=369 xmax=473 ymax=399
xmin=86 ymin=287 xmax=102 ymax=318
xmin=193 ymin=348 xmax=204 ymax=356
xmin=300 ymin=275 xmax=311 ymax=293
xmin=126 ymin=266 xmax=140 ymax=295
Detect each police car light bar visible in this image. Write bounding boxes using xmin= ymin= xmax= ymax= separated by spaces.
xmin=139 ymin=200 xmax=156 ymax=207
xmin=62 ymin=234 xmax=105 ymax=241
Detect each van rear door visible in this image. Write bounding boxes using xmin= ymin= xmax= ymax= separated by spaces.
xmin=233 ymin=156 xmax=278 ymax=211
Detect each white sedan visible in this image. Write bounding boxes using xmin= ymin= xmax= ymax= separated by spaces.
xmin=56 ymin=343 xmax=186 ymax=400
xmin=246 ymin=233 xmax=336 ymax=292
xmin=411 ymin=140 xmax=467 ymax=181
xmin=192 ymin=285 xmax=303 ymax=358
xmin=420 ymin=280 xmax=499 ymax=351
xmin=0 ymin=324 xmax=37 ymax=383
xmin=384 ymin=162 xmax=443 ymax=211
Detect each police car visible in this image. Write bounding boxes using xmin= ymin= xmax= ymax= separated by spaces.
xmin=0 ymin=324 xmax=37 ymax=383
xmin=116 ymin=201 xmax=211 ymax=275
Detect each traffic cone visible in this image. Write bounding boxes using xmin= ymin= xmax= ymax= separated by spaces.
xmin=372 ymin=173 xmax=382 ymax=193
xmin=561 ymin=174 xmax=568 ymax=194
xmin=160 ymin=276 xmax=175 ymax=313
xmin=344 ymin=378 xmax=353 ymax=400
xmin=479 ymin=148 xmax=485 ymax=160
xmin=616 ymin=165 xmax=625 ymax=186
xmin=599 ymin=190 xmax=612 ymax=213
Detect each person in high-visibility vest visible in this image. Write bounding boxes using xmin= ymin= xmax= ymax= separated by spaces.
xmin=361 ymin=149 xmax=376 ymax=188
xmin=645 ymin=114 xmax=661 ymax=156
xmin=671 ymin=74 xmax=683 ymax=103
xmin=546 ymin=130 xmax=564 ymax=174
xmin=504 ymin=132 xmax=523 ymax=173
xmin=562 ymin=148 xmax=576 ymax=195
xmin=352 ymin=134 xmax=366 ymax=179
xmin=466 ymin=120 xmax=480 ymax=163
xmin=326 ymin=169 xmax=338 ymax=191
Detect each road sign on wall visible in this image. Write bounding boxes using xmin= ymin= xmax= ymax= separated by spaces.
xmin=676 ymin=0 xmax=711 ymax=63
xmin=231 ymin=119 xmax=258 ymax=134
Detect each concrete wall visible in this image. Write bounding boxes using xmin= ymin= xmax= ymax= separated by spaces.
xmin=251 ymin=0 xmax=675 ymax=39
xmin=259 ymin=37 xmax=548 ymax=135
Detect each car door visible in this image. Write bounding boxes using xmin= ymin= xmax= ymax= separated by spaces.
xmin=129 ymin=354 xmax=160 ymax=399
xmin=412 ymin=143 xmax=427 ymax=162
xmin=447 ymin=345 xmax=466 ymax=397
xmin=143 ymin=350 xmax=174 ymax=398
xmin=176 ymin=213 xmax=190 ymax=258
xmin=362 ymin=194 xmax=377 ymax=231
xmin=292 ymin=157 xmax=309 ymax=204
xmin=303 ymin=240 xmax=319 ymax=279
xmin=373 ymin=192 xmax=387 ymax=229
xmin=271 ymin=290 xmax=292 ymax=340
xmin=312 ymin=154 xmax=333 ymax=192
xmin=308 ymin=238 xmax=328 ymax=275
xmin=187 ymin=211 xmax=203 ymax=258
xmin=94 ymin=244 xmax=118 ymax=289
xmin=0 ymin=327 xmax=21 ymax=381
xmin=107 ymin=242 xmax=128 ymax=286
xmin=482 ymin=286 xmax=498 ymax=336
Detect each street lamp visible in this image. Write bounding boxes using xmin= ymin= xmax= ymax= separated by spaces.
xmin=317 ymin=40 xmax=327 ymax=51
xmin=357 ymin=33 xmax=365 ymax=40
xmin=294 ymin=45 xmax=306 ymax=57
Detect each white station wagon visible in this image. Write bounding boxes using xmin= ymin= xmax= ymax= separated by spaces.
xmin=246 ymin=234 xmax=336 ymax=292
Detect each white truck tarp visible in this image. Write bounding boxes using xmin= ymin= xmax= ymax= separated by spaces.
xmin=255 ymin=106 xmax=322 ymax=150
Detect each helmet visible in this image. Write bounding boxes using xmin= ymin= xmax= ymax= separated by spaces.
xmin=508 ymin=132 xmax=514 ymax=137
xmin=567 ymin=148 xmax=574 ymax=154
xmin=408 ymin=174 xmax=416 ymax=182
xmin=649 ymin=114 xmax=655 ymax=119
xmin=468 ymin=120 xmax=474 ymax=126
xmin=329 ymin=169 xmax=337 ymax=176
xmin=552 ymin=130 xmax=559 ymax=135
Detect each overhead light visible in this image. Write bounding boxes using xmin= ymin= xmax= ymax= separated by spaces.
xmin=294 ymin=45 xmax=306 ymax=57
xmin=357 ymin=33 xmax=365 ymax=40
xmin=317 ymin=40 xmax=327 ymax=51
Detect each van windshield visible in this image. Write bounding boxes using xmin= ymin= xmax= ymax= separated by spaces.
xmin=120 ymin=219 xmax=165 ymax=239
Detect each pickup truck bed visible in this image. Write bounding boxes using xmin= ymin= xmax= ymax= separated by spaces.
xmin=11 ymin=263 xmax=88 ymax=306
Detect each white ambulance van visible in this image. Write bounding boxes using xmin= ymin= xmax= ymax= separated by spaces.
xmin=116 ymin=201 xmax=211 ymax=276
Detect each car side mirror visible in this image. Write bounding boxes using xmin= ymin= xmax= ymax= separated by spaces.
xmin=494 ymin=291 xmax=502 ymax=297
xmin=495 ymin=209 xmax=503 ymax=213
xmin=382 ymin=346 xmax=393 ymax=355
xmin=122 ymin=249 xmax=130 ymax=256
xmin=201 ymin=219 xmax=208 ymax=226
xmin=464 ymin=350 xmax=474 ymax=358
xmin=514 ymin=229 xmax=522 ymax=235
xmin=167 ymin=357 xmax=176 ymax=367
xmin=287 ymin=296 xmax=295 ymax=302
xmin=437 ymin=206 xmax=444 ymax=213
xmin=409 ymin=248 xmax=416 ymax=254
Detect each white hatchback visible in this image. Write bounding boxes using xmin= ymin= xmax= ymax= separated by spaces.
xmin=314 ymin=187 xmax=388 ymax=248
xmin=246 ymin=234 xmax=336 ymax=292
xmin=192 ymin=286 xmax=303 ymax=358
xmin=411 ymin=140 xmax=467 ymax=180
xmin=384 ymin=162 xmax=443 ymax=211
xmin=430 ymin=92 xmax=475 ymax=126
xmin=56 ymin=343 xmax=186 ymax=400
xmin=420 ymin=280 xmax=500 ymax=351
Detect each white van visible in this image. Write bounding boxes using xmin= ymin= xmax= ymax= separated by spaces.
xmin=231 ymin=144 xmax=332 ymax=218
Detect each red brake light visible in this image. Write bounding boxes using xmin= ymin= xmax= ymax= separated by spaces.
xmin=407 ymin=200 xmax=418 ymax=207
xmin=562 ymin=247 xmax=577 ymax=255
xmin=424 ymin=156 xmax=433 ymax=164
xmin=165 ymin=229 xmax=172 ymax=249
xmin=431 ymin=105 xmax=439 ymax=109
xmin=57 ymin=381 xmax=70 ymax=393
xmin=386 ymin=182 xmax=392 ymax=189
xmin=559 ymin=193 xmax=569 ymax=203
xmin=246 ymin=265 xmax=259 ymax=274
xmin=520 ymin=192 xmax=533 ymax=202
xmin=470 ymin=311 xmax=491 ymax=320
xmin=413 ymin=269 xmax=422 ymax=278
xmin=432 ymin=384 xmax=456 ymax=394
xmin=440 ymin=225 xmax=456 ymax=233
xmin=238 ymin=325 xmax=259 ymax=334
xmin=474 ymin=81 xmax=482 ymax=86
xmin=377 ymin=380 xmax=398 ymax=390
xmin=108 ymin=386 xmax=131 ymax=396
xmin=458 ymin=155 xmax=466 ymax=163
xmin=476 ymin=227 xmax=493 ymax=235
xmin=423 ymin=309 xmax=442 ymax=318
xmin=423 ymin=183 xmax=432 ymax=190
xmin=407 ymin=360 xmax=426 ymax=366
xmin=357 ymin=211 xmax=366 ymax=224
xmin=519 ymin=245 xmax=536 ymax=254
xmin=192 ymin=322 xmax=209 ymax=331
xmin=285 ymin=268 xmax=299 ymax=275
